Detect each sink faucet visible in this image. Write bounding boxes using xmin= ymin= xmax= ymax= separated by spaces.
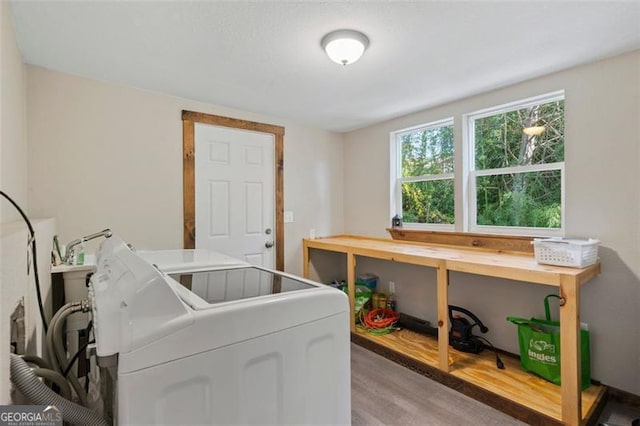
xmin=63 ymin=228 xmax=112 ymax=264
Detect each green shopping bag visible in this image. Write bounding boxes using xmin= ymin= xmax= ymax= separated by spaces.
xmin=507 ymin=294 xmax=591 ymax=389
xmin=343 ymin=285 xmax=372 ymax=320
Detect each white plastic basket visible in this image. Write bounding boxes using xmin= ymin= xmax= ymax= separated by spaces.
xmin=532 ymin=238 xmax=600 ymax=268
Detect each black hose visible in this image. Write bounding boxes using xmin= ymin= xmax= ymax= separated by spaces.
xmin=63 ymin=321 xmax=92 ymax=378
xmin=63 ymin=339 xmax=95 ymax=378
xmin=1 ymin=190 xmax=48 ymax=333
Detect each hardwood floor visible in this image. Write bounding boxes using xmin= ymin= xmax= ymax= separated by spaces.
xmin=351 ymin=343 xmax=526 ymax=425
xmin=351 ymin=343 xmax=640 ymax=426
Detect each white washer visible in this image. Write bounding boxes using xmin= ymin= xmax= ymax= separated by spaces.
xmin=90 ymin=236 xmax=351 ymax=425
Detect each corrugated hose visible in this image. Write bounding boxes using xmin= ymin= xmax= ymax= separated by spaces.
xmin=10 ymin=354 xmax=107 ymax=425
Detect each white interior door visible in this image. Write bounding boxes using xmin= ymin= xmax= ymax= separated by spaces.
xmin=195 ymin=123 xmax=275 ymax=268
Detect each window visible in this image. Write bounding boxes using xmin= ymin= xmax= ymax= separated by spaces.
xmin=391 ymin=119 xmax=454 ymax=229
xmin=390 ymin=91 xmax=565 ymax=236
xmin=467 ymin=92 xmax=565 ymax=235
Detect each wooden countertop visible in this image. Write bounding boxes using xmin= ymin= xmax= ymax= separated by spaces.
xmin=304 ymin=235 xmax=600 ymax=287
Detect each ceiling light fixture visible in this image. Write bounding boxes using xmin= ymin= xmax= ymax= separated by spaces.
xmin=321 ymin=29 xmax=369 ymax=66
xmin=522 ymin=126 xmax=546 ymax=136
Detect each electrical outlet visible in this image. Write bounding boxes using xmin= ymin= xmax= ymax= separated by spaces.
xmin=309 ymin=229 xmax=316 ymax=239
xmin=10 ymin=298 xmax=25 ymax=355
xmin=389 ymin=281 xmax=396 ymax=293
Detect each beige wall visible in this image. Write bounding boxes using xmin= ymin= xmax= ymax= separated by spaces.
xmin=1 ymin=3 xmax=53 ymax=404
xmin=343 ymin=50 xmax=640 ymax=394
xmin=0 ymin=0 xmax=25 ymax=403
xmin=1 ymin=1 xmax=27 ymax=221
xmin=26 ymin=66 xmax=344 ymax=276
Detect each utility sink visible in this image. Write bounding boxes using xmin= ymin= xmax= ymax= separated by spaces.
xmin=51 ymin=254 xmax=96 ymax=274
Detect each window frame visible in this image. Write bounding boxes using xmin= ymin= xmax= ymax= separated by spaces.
xmin=390 ymin=118 xmax=455 ymax=231
xmin=464 ymin=91 xmax=566 ymax=236
xmin=390 ymin=91 xmax=566 ymax=237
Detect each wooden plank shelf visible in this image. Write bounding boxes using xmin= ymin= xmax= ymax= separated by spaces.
xmin=352 ymin=328 xmax=607 ymax=425
xmin=303 ymin=235 xmax=602 ymax=425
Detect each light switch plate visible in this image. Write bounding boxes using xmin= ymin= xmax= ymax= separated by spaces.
xmin=284 ymin=211 xmax=294 ymax=223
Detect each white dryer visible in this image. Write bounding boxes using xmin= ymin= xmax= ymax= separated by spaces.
xmin=89 ymin=236 xmax=351 ymax=425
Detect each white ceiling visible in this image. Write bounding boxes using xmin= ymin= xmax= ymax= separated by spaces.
xmin=8 ymin=1 xmax=640 ymax=132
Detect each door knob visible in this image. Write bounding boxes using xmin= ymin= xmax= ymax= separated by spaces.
xmin=265 ymin=241 xmax=274 ymax=248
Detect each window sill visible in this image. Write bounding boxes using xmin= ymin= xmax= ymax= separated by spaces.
xmin=386 ymin=228 xmax=535 ymax=254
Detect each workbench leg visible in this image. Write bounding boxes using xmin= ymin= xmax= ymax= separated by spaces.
xmin=302 ymin=240 xmax=309 ymax=279
xmin=560 ymin=275 xmax=582 ymax=425
xmin=347 ymin=252 xmax=356 ymax=332
xmin=437 ymin=263 xmax=449 ymax=372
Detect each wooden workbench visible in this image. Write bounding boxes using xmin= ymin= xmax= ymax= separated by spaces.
xmin=303 ymin=235 xmax=603 ymax=425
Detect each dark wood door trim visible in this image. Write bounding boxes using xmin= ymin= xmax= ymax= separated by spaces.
xmin=182 ymin=110 xmax=285 ymax=271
